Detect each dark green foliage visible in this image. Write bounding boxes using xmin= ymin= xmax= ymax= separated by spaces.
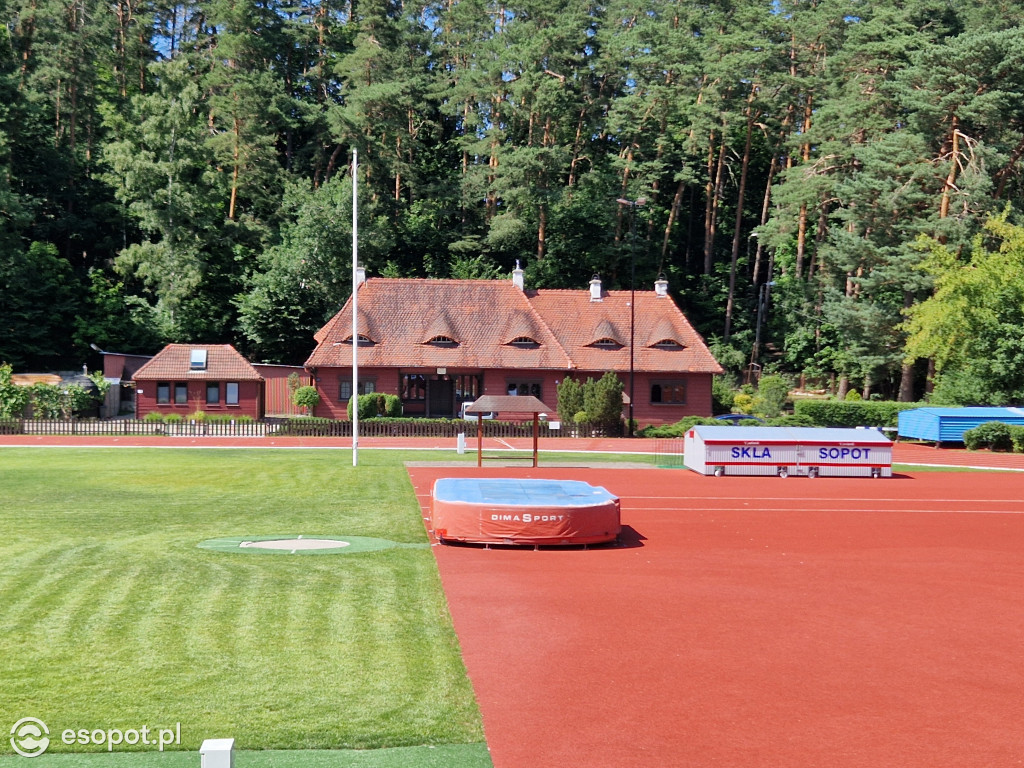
xmin=556 ymin=378 xmax=584 ymax=425
xmin=6 ymin=0 xmax=1024 ymax=405
xmin=347 ymin=393 xmax=380 ymax=420
xmin=583 ymin=372 xmax=625 ymax=433
xmin=793 ymin=400 xmax=923 ymax=428
xmin=712 ymin=376 xmax=736 ymax=415
xmin=963 ymin=421 xmax=1014 ymax=452
xmin=0 ymin=364 xmax=30 ymax=418
xmin=1011 ymin=426 xmax=1024 ymax=454
xmin=753 ymin=374 xmax=791 ymax=418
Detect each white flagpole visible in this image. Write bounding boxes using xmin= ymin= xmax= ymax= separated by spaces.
xmin=351 ymin=147 xmax=359 ymax=467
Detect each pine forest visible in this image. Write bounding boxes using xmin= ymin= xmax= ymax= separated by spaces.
xmin=4 ymin=0 xmax=1024 ymax=404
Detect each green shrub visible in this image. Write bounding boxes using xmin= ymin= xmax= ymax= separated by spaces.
xmin=753 ymin=374 xmax=791 ymax=418
xmin=794 ymin=400 xmax=922 ymax=428
xmin=381 ymin=394 xmax=402 ymax=417
xmin=557 ymin=378 xmax=584 ymax=424
xmin=640 ymin=416 xmax=718 ymax=438
xmin=764 ymin=414 xmax=816 ymax=427
xmin=1010 ymin=425 xmax=1024 ymax=453
xmin=143 ymin=411 xmax=165 ymax=422
xmin=292 ymin=385 xmax=321 ymax=412
xmin=711 ymin=376 xmax=735 ymax=414
xmin=163 ymin=413 xmax=183 ymax=423
xmin=347 ymin=393 xmax=378 ymax=420
xmin=732 ymin=392 xmax=754 ymax=414
xmin=187 ymin=410 xmax=207 ymax=422
xmin=0 ymin=363 xmax=30 ymax=418
xmin=963 ymin=421 xmax=1013 ymax=451
xmin=583 ymin=371 xmax=624 ymax=431
xmin=844 ymin=390 xmax=862 ymax=401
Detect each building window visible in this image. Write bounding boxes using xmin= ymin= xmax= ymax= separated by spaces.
xmin=190 ymin=349 xmax=208 ymax=370
xmin=509 ymin=336 xmax=540 ymax=348
xmin=157 ymin=382 xmax=171 ymax=404
xmin=507 ymin=380 xmax=542 ymax=399
xmin=225 ymin=382 xmax=239 ymax=405
xmin=174 ymin=383 xmax=188 ymax=404
xmin=651 ymin=381 xmax=686 ymax=404
xmin=339 ymin=379 xmax=376 ymax=400
xmin=427 ymin=335 xmax=458 ymax=346
xmin=401 ymin=374 xmax=426 ymax=401
xmin=652 ymin=339 xmax=683 ymax=349
xmin=206 ymin=383 xmax=220 ymax=404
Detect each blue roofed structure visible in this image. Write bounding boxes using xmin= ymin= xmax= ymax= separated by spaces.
xmin=898 ymin=407 xmax=1024 ymax=443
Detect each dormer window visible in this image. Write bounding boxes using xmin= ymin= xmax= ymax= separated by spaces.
xmin=651 ymin=339 xmax=683 ymax=349
xmin=427 ymin=335 xmax=458 ymax=347
xmin=509 ymin=336 xmax=540 ymax=348
xmin=340 ymin=334 xmax=374 ymax=346
xmin=592 ymin=338 xmax=621 ymax=348
xmin=190 ymin=349 xmax=207 ymax=370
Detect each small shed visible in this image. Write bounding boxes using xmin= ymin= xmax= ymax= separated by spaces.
xmin=898 ymin=407 xmax=1024 ymax=444
xmin=465 ymin=395 xmax=555 ymax=467
xmin=133 ymin=344 xmax=264 ymax=420
xmin=684 ymin=425 xmax=892 ymax=478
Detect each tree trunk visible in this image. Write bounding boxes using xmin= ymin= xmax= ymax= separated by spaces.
xmin=724 ymin=93 xmax=756 ymax=340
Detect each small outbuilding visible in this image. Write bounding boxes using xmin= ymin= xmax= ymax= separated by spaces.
xmin=897 ymin=407 xmax=1024 ymax=444
xmin=684 ymin=425 xmax=892 ymax=478
xmin=133 ymin=344 xmax=264 ymax=420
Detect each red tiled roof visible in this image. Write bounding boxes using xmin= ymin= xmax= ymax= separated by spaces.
xmin=526 ymin=288 xmax=724 ymax=374
xmin=305 ymin=279 xmax=574 ymax=370
xmin=305 ymin=278 xmax=723 ymax=375
xmin=133 ymin=344 xmax=263 ymax=381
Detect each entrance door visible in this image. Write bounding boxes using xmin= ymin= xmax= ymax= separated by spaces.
xmin=428 ymin=378 xmax=454 ymax=417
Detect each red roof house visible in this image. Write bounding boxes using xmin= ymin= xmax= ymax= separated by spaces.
xmin=304 ymin=271 xmax=723 ymax=426
xmin=133 ymin=344 xmax=264 ymax=420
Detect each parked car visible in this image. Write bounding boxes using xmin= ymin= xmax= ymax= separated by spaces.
xmin=461 ymin=401 xmax=497 ymax=421
xmin=713 ymin=413 xmax=766 ymax=426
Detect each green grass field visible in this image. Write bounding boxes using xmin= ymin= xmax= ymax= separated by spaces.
xmin=0 ymin=449 xmax=490 ymax=764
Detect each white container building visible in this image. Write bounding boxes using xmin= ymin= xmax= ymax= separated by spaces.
xmin=683 ymin=426 xmax=893 ymax=478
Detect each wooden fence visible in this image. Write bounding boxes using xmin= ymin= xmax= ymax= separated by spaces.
xmin=0 ymin=418 xmax=617 ymax=439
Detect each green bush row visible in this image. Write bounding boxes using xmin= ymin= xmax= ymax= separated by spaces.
xmin=639 ymin=413 xmax=818 ymax=438
xmin=143 ymin=411 xmax=254 ymax=424
xmin=346 ymin=393 xmax=403 ymax=419
xmin=793 ymin=400 xmax=922 ymax=428
xmin=963 ymin=421 xmax=1024 ymax=452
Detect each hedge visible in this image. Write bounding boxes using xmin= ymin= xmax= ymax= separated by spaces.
xmin=793 ymin=400 xmax=923 ymax=428
xmin=963 ymin=421 xmax=1024 ymax=452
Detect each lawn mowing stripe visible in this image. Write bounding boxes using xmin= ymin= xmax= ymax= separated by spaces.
xmin=0 ymin=449 xmax=485 ymax=756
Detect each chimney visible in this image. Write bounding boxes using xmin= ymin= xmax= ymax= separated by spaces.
xmin=655 ymin=274 xmax=669 ymax=297
xmin=512 ymin=260 xmax=524 ymax=290
xmin=355 ymin=265 xmax=366 ymax=287
xmin=589 ymin=274 xmax=603 ymax=302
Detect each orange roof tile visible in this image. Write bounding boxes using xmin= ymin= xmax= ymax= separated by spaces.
xmin=133 ymin=344 xmax=263 ymax=381
xmin=305 ymin=278 xmax=723 ymax=375
xmin=305 ymin=279 xmax=574 ymax=370
xmin=527 ymin=288 xmax=724 ymax=374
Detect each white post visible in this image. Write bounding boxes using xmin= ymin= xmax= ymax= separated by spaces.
xmin=351 ymin=148 xmax=359 ymax=468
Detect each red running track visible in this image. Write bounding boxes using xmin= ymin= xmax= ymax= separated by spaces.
xmin=408 ymin=466 xmax=1024 ymax=768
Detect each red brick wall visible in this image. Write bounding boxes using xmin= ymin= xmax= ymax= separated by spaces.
xmin=135 ymin=379 xmax=263 ymax=420
xmin=308 ymin=367 xmax=714 ymax=426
